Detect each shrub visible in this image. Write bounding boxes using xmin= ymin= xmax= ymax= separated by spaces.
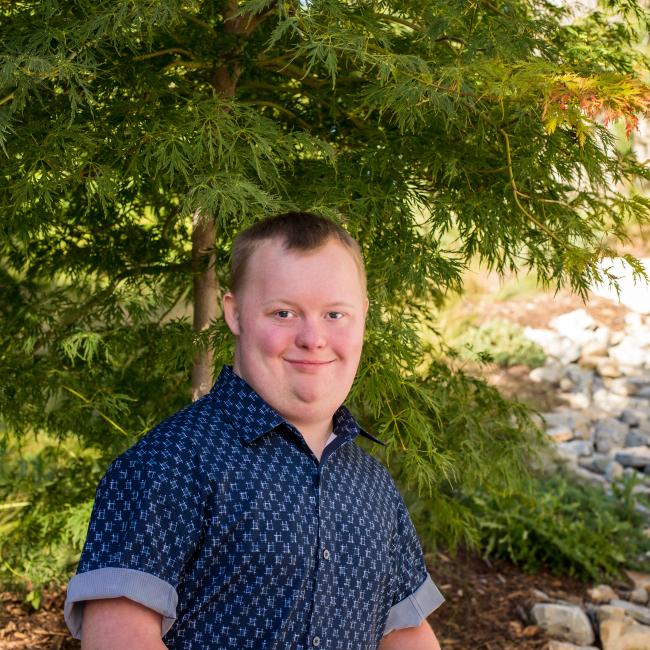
xmin=464 ymin=472 xmax=650 ymax=581
xmin=456 ymin=318 xmax=546 ymax=368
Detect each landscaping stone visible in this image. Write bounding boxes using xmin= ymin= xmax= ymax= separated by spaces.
xmin=531 ymin=362 xmax=566 ymax=384
xmin=609 ymin=600 xmax=650 ymax=625
xmin=605 ymin=461 xmax=625 ymax=482
xmin=531 ymin=603 xmax=595 ymax=646
xmin=550 ymin=310 xmax=597 ymax=343
xmin=597 ymin=359 xmax=623 ymax=378
xmin=599 ymin=618 xmax=650 ymax=650
xmin=626 ymin=429 xmax=650 ymax=448
xmin=588 ymin=585 xmax=618 ymax=603
xmin=630 ymin=587 xmax=649 ymax=605
xmin=548 ymin=426 xmax=575 ymax=443
xmin=615 ymin=447 xmax=650 ymax=469
xmin=558 ymin=440 xmax=593 ymax=458
xmin=594 ymin=418 xmax=630 ymax=454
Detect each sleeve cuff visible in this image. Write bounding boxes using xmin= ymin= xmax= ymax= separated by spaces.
xmin=64 ymin=567 xmax=178 ymax=639
xmin=383 ymin=574 xmax=445 ymax=636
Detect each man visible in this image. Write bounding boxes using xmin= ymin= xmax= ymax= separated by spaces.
xmin=64 ymin=212 xmax=444 ymax=649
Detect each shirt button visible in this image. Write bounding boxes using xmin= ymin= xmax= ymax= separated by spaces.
xmin=322 ymin=548 xmax=330 ymax=560
xmin=312 ymin=636 xmax=321 ymax=647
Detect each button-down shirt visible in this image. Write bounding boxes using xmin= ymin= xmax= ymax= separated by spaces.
xmin=65 ymin=366 xmax=443 ymax=649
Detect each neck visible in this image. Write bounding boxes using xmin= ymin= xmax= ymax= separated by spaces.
xmin=290 ymin=418 xmax=334 ymax=461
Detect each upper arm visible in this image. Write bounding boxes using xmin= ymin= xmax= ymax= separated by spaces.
xmin=81 ymin=598 xmax=166 ymax=650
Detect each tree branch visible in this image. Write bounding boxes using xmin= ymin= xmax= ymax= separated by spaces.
xmin=134 ymin=48 xmax=194 ymax=61
xmin=500 ymin=128 xmax=569 ymax=246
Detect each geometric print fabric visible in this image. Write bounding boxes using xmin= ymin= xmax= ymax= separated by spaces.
xmin=67 ymin=366 xmax=440 ymax=649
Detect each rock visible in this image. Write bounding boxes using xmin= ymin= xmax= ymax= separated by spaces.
xmin=597 ymin=359 xmax=623 ymax=378
xmin=594 ymin=418 xmax=630 ymax=453
xmin=631 ymin=587 xmax=649 ymax=605
xmin=598 ymin=605 xmax=630 ymax=623
xmin=548 ymin=426 xmax=575 ymax=443
xmin=592 ymin=388 xmax=633 ymax=414
xmin=550 ymin=309 xmax=597 ymax=343
xmin=560 ymin=377 xmax=576 ymax=392
xmin=523 ymin=327 xmax=581 ymax=364
xmin=599 ymin=619 xmax=650 ymax=650
xmin=610 ymin=338 xmax=650 ymax=368
xmin=580 ymin=454 xmax=612 ymax=475
xmin=615 ymin=447 xmax=650 ymax=469
xmin=609 ymin=600 xmax=650 ymax=625
xmin=588 ymin=585 xmax=618 ymax=603
xmin=547 ymin=643 xmax=598 ymax=650
xmin=531 ymin=603 xmax=595 ymax=645
xmin=558 ymin=440 xmax=593 ymax=458
xmin=582 ymin=328 xmax=611 ymax=356
xmin=570 ymin=465 xmax=608 ymax=485
xmin=626 ymin=571 xmax=650 ymax=593
xmin=562 ymin=392 xmax=592 ymax=410
xmin=638 ymin=385 xmax=650 ymax=399
xmin=531 ymin=362 xmax=566 ymax=384
xmin=621 ymin=409 xmax=650 ymax=427
xmin=542 ymin=411 xmax=591 ymax=437
xmin=533 ymin=588 xmax=552 ymax=601
xmin=608 ymin=378 xmax=640 ymax=397
xmin=626 ymin=429 xmax=650 ymax=448
xmin=605 ymin=461 xmax=625 ymax=481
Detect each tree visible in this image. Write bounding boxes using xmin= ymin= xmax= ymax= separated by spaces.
xmin=1 ymin=0 xmax=649 ymax=590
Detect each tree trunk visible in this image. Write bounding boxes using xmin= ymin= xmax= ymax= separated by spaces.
xmin=191 ymin=211 xmax=219 ymax=401
xmin=190 ymin=0 xmax=271 ymax=400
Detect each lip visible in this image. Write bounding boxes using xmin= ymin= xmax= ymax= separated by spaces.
xmin=284 ymin=359 xmax=336 ymax=366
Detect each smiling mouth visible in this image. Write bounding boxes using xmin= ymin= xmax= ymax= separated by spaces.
xmin=284 ymin=359 xmax=336 ymax=366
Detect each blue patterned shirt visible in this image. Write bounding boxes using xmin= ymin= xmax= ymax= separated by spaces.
xmin=65 ymin=366 xmax=443 ymax=649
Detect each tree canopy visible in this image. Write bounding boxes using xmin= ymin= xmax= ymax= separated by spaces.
xmin=1 ymin=0 xmax=650 ymax=590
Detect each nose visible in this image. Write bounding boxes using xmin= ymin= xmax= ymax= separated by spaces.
xmin=295 ymin=317 xmax=326 ymax=350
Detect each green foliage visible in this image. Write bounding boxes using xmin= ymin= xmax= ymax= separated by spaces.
xmin=455 ymin=318 xmax=546 ymax=368
xmin=0 ymin=435 xmax=103 ymax=602
xmin=466 ymin=473 xmax=650 ymax=581
xmin=1 ymin=0 xmax=649 ymax=595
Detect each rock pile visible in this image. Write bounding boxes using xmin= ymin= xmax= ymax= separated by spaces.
xmin=520 ymin=286 xmax=650 ymax=648
xmin=524 ymin=308 xmax=650 ymax=497
xmin=532 ymin=573 xmax=650 ymax=650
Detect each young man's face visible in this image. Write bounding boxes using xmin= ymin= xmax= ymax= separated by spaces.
xmin=223 ymin=236 xmax=368 ymax=434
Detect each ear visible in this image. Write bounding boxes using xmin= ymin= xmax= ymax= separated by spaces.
xmin=363 ymin=297 xmax=369 ymax=317
xmin=222 ymin=292 xmax=241 ymax=336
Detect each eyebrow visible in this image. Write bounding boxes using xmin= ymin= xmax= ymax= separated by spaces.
xmin=261 ymin=299 xmax=359 ymax=309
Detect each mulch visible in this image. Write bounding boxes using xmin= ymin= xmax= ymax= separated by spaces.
xmin=427 ymin=548 xmax=593 ymax=650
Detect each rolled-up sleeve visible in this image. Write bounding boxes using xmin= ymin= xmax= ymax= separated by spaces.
xmin=64 ymin=446 xmax=207 ymax=640
xmin=383 ymin=495 xmax=445 ymax=635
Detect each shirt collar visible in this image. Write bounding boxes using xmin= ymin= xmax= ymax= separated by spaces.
xmin=211 ymin=366 xmax=384 ymax=446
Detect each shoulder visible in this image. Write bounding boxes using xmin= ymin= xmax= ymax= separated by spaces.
xmin=103 ymin=391 xmax=234 ymax=487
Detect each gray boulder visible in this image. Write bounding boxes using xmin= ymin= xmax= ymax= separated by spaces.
xmin=531 ymin=603 xmax=595 ymax=645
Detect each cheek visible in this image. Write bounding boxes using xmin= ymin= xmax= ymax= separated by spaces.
xmin=332 ymin=324 xmax=365 ymax=360
xmin=248 ymin=324 xmax=293 ymax=357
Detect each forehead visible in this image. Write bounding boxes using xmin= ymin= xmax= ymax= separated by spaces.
xmin=241 ymin=236 xmax=366 ymax=294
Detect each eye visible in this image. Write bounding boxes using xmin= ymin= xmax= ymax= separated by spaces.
xmin=326 ymin=311 xmax=344 ymax=320
xmin=275 ymin=310 xmax=293 ymax=319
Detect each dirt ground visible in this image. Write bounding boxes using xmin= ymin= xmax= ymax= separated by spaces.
xmin=0 ymin=287 xmax=639 ymax=649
